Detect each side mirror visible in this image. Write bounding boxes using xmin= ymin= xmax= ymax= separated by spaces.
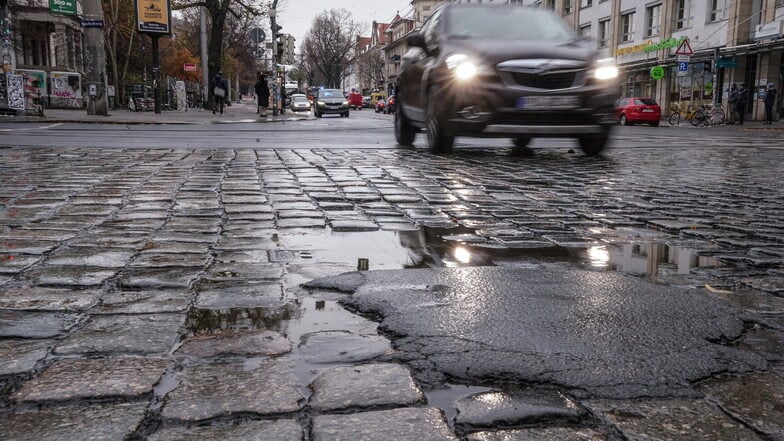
xmin=407 ymin=32 xmax=426 ymax=49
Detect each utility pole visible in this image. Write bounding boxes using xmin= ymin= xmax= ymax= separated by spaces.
xmin=200 ymin=7 xmax=209 ymax=108
xmin=82 ymin=0 xmax=108 ymax=115
xmin=270 ymin=0 xmax=279 ymax=116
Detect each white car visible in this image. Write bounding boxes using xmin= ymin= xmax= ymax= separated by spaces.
xmin=289 ymin=94 xmax=311 ymax=112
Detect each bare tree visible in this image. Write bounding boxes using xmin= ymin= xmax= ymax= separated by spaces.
xmin=356 ymin=47 xmax=385 ymax=92
xmin=103 ymin=0 xmax=138 ymax=105
xmin=301 ymin=9 xmax=362 ymax=89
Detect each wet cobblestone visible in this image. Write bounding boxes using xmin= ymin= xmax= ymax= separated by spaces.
xmin=1 ymin=146 xmax=783 ymax=439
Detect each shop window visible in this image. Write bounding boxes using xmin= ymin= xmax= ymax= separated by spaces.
xmin=646 ymin=4 xmax=661 ymax=37
xmin=674 ymin=0 xmax=692 ymax=30
xmin=710 ymin=0 xmax=728 ymax=22
xmin=598 ymin=19 xmax=610 ymax=48
xmin=621 ymin=12 xmax=635 ymax=43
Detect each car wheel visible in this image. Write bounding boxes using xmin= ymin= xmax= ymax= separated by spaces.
xmin=395 ymin=101 xmax=417 ymax=146
xmin=651 ymin=121 xmax=660 ymax=127
xmin=577 ymin=135 xmax=609 ymax=155
xmin=344 ymin=112 xmax=350 ymax=118
xmin=426 ymin=91 xmax=454 ymax=154
xmin=619 ymin=114 xmax=628 ymax=126
xmin=513 ymin=137 xmax=531 ymax=148
xmin=316 ymin=112 xmax=322 ymax=118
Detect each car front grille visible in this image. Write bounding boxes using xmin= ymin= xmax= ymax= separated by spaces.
xmin=495 ymin=112 xmax=595 ymax=126
xmin=509 ymin=70 xmax=582 ymax=90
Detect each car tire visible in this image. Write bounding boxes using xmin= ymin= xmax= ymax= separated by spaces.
xmin=619 ymin=114 xmax=628 ymax=126
xmin=513 ymin=137 xmax=531 ymax=148
xmin=426 ymin=91 xmax=454 ymax=154
xmin=344 ymin=112 xmax=350 ymax=118
xmin=395 ymin=101 xmax=417 ymax=146
xmin=577 ymin=135 xmax=609 ymax=156
xmin=651 ymin=121 xmax=660 ymax=127
xmin=316 ymin=112 xmax=322 ymax=118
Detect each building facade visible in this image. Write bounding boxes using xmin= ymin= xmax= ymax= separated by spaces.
xmin=2 ymin=0 xmax=85 ymax=113
xmin=383 ymin=13 xmax=416 ymax=95
xmin=526 ymin=0 xmax=783 ymax=121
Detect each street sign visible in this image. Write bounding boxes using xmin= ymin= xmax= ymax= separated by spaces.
xmin=674 ymin=38 xmax=694 ymax=56
xmin=717 ymin=58 xmax=736 ymax=68
xmin=49 ymin=0 xmax=77 ymax=15
xmin=183 ymin=63 xmax=197 ymax=72
xmin=677 ymin=62 xmax=688 ymax=77
xmin=650 ymin=66 xmax=665 ymax=80
xmin=251 ymin=28 xmax=266 ymax=44
xmin=81 ymin=19 xmax=104 ymax=28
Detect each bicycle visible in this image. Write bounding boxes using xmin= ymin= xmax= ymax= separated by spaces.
xmin=669 ymin=104 xmax=706 ymax=126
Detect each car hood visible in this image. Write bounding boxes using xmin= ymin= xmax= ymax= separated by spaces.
xmin=319 ymin=97 xmax=345 ymax=104
xmin=444 ymin=38 xmax=597 ymax=68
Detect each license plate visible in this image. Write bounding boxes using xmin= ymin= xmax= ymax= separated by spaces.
xmin=641 ymin=109 xmax=654 ymax=113
xmin=517 ymin=95 xmax=579 ymax=110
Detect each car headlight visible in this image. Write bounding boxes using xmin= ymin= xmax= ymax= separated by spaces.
xmin=317 ymin=101 xmax=325 ymax=106
xmin=447 ymin=53 xmax=480 ymax=81
xmin=593 ymin=58 xmax=619 ymax=80
xmin=342 ymin=101 xmax=349 ymax=105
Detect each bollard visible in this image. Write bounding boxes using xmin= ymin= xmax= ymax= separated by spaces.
xmin=357 ymin=258 xmax=369 ymax=271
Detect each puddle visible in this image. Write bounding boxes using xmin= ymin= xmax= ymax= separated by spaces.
xmin=184 ymin=306 xmax=292 ymax=336
xmin=425 ymin=384 xmax=494 ymax=429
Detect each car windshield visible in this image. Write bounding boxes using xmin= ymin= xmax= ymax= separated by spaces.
xmin=318 ymin=90 xmax=342 ymax=98
xmin=446 ymin=7 xmax=575 ymax=41
xmin=635 ymin=98 xmax=657 ymax=105
xmin=292 ymin=96 xmax=307 ymax=102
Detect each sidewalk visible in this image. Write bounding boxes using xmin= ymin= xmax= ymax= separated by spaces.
xmin=2 ymin=101 xmax=313 ymax=125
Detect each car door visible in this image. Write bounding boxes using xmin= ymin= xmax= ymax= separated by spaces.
xmin=400 ymin=9 xmax=443 ymax=123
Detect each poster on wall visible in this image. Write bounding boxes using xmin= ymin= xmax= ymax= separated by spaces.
xmin=17 ymin=70 xmax=47 ymax=114
xmin=6 ymin=74 xmax=24 ymax=110
xmin=135 ymin=0 xmax=172 ymax=35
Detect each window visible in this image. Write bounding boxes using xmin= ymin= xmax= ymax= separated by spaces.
xmin=710 ymin=0 xmax=728 ymax=21
xmin=646 ymin=4 xmax=661 ymax=37
xmin=581 ymin=0 xmax=592 ymax=7
xmin=621 ymin=12 xmax=635 ymax=42
xmin=544 ymin=0 xmax=555 ymax=10
xmin=674 ymin=0 xmax=692 ymax=30
xmin=598 ymin=19 xmax=610 ymax=47
xmin=580 ymin=24 xmax=591 ymax=38
xmin=18 ymin=22 xmax=50 ymax=67
xmin=564 ymin=0 xmax=572 ymax=14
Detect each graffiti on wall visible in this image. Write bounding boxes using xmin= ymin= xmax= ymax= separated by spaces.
xmin=6 ymin=74 xmax=24 ymax=109
xmin=17 ymin=70 xmax=47 ymax=115
xmin=50 ymin=71 xmax=82 ymax=108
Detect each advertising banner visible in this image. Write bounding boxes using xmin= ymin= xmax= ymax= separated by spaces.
xmin=136 ymin=0 xmax=172 ymax=35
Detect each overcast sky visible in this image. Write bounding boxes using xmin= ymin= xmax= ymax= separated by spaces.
xmin=276 ymin=0 xmax=413 ymax=51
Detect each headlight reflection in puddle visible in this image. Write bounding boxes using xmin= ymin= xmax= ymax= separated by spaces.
xmin=587 ymin=246 xmax=610 ymax=268
xmin=453 ymin=246 xmax=471 ymax=264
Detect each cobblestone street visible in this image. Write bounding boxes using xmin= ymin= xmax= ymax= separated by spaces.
xmin=1 ymin=145 xmax=783 ymax=440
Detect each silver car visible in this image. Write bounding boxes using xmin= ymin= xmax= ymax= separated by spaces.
xmin=289 ymin=94 xmax=311 ymax=112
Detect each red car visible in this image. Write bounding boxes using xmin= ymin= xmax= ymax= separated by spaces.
xmin=348 ymin=92 xmax=363 ymax=110
xmin=615 ymin=97 xmax=661 ymax=126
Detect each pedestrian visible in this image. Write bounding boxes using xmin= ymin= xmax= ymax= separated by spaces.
xmin=764 ymin=82 xmax=777 ymax=125
xmin=255 ymin=72 xmax=270 ymax=116
xmin=727 ymin=82 xmax=738 ymax=124
xmin=211 ymin=71 xmax=228 ymax=115
xmin=736 ymin=83 xmax=749 ymax=125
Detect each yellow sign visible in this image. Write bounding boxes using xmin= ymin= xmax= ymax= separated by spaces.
xmin=136 ymin=0 xmax=171 ymax=34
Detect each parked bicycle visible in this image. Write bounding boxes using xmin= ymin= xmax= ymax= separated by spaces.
xmin=669 ymin=104 xmax=707 ymax=126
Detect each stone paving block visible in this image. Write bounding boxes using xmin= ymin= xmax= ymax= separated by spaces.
xmin=148 ymin=419 xmax=303 ymax=441
xmin=277 ymin=218 xmax=327 ymax=228
xmin=1 ymin=229 xmax=78 ymax=241
xmin=697 ymin=373 xmax=784 ymax=439
xmin=54 ymin=313 xmax=185 ymax=355
xmin=11 ymin=357 xmax=169 ymax=402
xmin=0 ymin=311 xmax=81 ymax=338
xmin=130 ymin=252 xmax=211 ymax=268
xmin=0 ymin=339 xmax=51 ymax=375
xmin=118 ymin=267 xmax=202 ymax=289
xmin=0 ymin=239 xmax=58 ymax=254
xmin=213 ymin=238 xmax=277 ymax=251
xmin=585 ymin=398 xmax=762 ymax=440
xmin=161 ymin=360 xmax=304 ymax=421
xmin=68 ymin=234 xmax=148 ymax=249
xmin=195 ymin=283 xmax=284 ymax=308
xmin=176 ymin=329 xmax=291 ymax=358
xmin=45 ymin=248 xmax=135 ymax=267
xmin=0 ymin=401 xmax=148 ymax=441
xmin=204 ymin=263 xmax=285 ymax=282
xmin=0 ymin=254 xmax=39 ymax=273
xmin=33 ymin=265 xmax=118 ymax=287
xmin=311 ymin=407 xmax=458 ymax=441
xmin=309 ymin=363 xmax=425 ymax=412
xmin=298 ymin=331 xmax=391 ymax=364
xmin=213 ymin=250 xmax=270 ymax=263
xmin=91 ymin=290 xmax=191 ymax=314
xmin=329 ymin=220 xmax=379 ymax=231
xmin=466 ymin=428 xmax=607 ymax=441
xmin=454 ymin=387 xmax=587 ymax=429
xmin=0 ymin=286 xmax=100 ymax=311
xmin=141 ymin=241 xmax=212 ymax=254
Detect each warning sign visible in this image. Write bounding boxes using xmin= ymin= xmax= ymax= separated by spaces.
xmin=674 ymin=38 xmax=694 ymax=56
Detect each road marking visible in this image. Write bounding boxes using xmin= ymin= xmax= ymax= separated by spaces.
xmin=38 ymin=123 xmax=63 ymax=130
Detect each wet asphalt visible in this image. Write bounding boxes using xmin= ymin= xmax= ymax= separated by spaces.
xmin=0 ymin=114 xmax=783 ymax=440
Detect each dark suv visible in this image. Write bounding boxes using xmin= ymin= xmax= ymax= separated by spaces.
xmin=395 ymin=4 xmax=619 ymax=155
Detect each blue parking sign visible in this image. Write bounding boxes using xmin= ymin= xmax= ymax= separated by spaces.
xmin=678 ymin=62 xmax=688 ymax=72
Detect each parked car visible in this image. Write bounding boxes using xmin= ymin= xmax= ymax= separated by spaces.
xmin=615 ymin=97 xmax=661 ymax=126
xmin=370 ymin=92 xmax=387 ymax=108
xmin=289 ymin=93 xmax=311 ymax=112
xmin=375 ymin=99 xmax=387 ymax=113
xmin=394 ymin=3 xmax=619 ymax=154
xmin=348 ymin=92 xmax=364 ymax=110
xmin=314 ymin=89 xmax=350 ymax=118
xmin=362 ymin=96 xmax=371 ymax=108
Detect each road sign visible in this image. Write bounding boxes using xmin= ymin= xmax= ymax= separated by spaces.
xmin=717 ymin=58 xmax=736 ymax=68
xmin=677 ymin=62 xmax=688 ymax=77
xmin=251 ymin=28 xmax=266 ymax=44
xmin=81 ymin=19 xmax=104 ymax=28
xmin=674 ymin=38 xmax=694 ymax=56
xmin=183 ymin=63 xmax=197 ymax=72
xmin=650 ymin=65 xmax=665 ymax=80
